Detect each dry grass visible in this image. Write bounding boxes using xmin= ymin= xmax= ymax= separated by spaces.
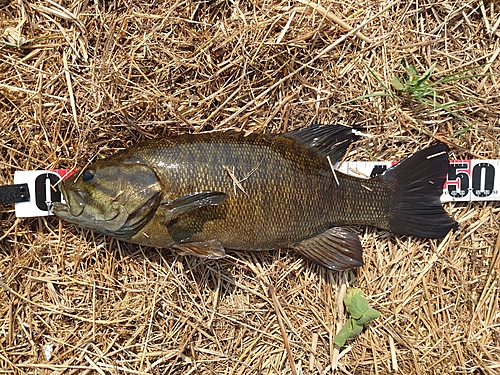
xmin=1 ymin=0 xmax=500 ymax=374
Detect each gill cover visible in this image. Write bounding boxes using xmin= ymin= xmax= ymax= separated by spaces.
xmin=54 ymin=162 xmax=162 ymax=237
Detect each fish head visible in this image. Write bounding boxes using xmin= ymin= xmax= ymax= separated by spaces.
xmin=52 ymin=161 xmax=163 ymax=237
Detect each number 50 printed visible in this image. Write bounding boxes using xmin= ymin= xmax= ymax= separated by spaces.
xmin=444 ymin=161 xmax=497 ymax=201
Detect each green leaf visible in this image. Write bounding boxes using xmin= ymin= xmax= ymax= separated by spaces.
xmin=357 ymin=308 xmax=381 ymax=325
xmin=452 ymin=124 xmax=474 ymax=136
xmin=407 ymin=64 xmax=419 ymax=76
xmin=391 ymin=76 xmax=404 ymax=91
xmin=333 ymin=288 xmax=381 ymax=348
xmin=341 ymin=61 xmax=488 ymax=127
xmin=343 ymin=288 xmax=368 ymax=319
xmin=364 ymin=64 xmax=396 ymax=97
xmin=414 ymin=61 xmax=436 ymax=87
xmin=343 ymin=288 xmax=381 ymax=325
xmin=333 ymin=318 xmax=363 ymax=347
xmin=432 ymin=63 xmax=490 ymax=86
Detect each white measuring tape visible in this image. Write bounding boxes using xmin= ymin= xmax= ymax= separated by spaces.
xmin=13 ymin=170 xmax=70 ymax=217
xmin=12 ymin=160 xmax=499 ymax=218
xmin=337 ymin=160 xmax=498 ymax=202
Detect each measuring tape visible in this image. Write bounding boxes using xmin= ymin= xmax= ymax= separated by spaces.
xmin=6 ymin=160 xmax=500 ymax=218
xmin=337 ymin=159 xmax=498 ymax=202
xmin=12 ymin=170 xmax=72 ymax=217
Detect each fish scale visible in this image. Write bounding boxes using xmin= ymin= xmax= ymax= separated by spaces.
xmin=131 ymin=136 xmax=340 ymax=249
xmin=52 ymin=125 xmax=457 ymax=270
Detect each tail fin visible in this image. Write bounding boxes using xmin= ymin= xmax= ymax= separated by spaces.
xmin=379 ymin=144 xmax=458 ymax=238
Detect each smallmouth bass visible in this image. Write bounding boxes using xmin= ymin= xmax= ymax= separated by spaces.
xmin=52 ymin=125 xmax=457 ymax=270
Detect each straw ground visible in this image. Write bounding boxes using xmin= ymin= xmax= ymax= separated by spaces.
xmin=1 ymin=0 xmax=499 ymax=374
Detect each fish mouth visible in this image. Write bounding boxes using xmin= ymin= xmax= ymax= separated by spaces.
xmin=49 ymin=182 xmax=68 ymax=216
xmin=51 ymin=183 xmax=86 ymax=217
xmin=50 ymin=201 xmax=67 ymax=215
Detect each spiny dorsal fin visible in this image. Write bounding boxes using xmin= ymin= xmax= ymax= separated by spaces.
xmin=283 ymin=124 xmax=360 ymax=161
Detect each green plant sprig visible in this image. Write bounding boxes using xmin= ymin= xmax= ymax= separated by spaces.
xmin=342 ymin=61 xmax=490 ymax=127
xmin=334 ymin=288 xmax=380 ymax=347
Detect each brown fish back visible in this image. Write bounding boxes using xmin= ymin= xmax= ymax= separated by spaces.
xmin=127 ymin=132 xmax=348 ymax=249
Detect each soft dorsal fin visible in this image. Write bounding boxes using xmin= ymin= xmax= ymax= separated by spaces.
xmin=283 ymin=124 xmax=360 ymax=161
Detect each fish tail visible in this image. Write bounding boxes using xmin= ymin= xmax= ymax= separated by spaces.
xmin=379 ymin=144 xmax=458 ymax=238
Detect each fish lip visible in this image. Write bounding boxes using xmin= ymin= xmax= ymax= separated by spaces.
xmin=69 ymin=189 xmax=86 ymax=216
xmin=56 ymin=179 xmax=68 ymax=200
xmin=49 ymin=201 xmax=68 ymax=214
xmin=50 ymin=182 xmax=68 ymax=215
xmin=53 ymin=182 xmax=86 ymax=217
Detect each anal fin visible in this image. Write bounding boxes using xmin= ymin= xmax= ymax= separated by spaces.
xmin=172 ymin=240 xmax=226 ymax=260
xmin=292 ymin=227 xmax=363 ymax=270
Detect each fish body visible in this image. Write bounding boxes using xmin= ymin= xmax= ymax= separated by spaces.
xmin=52 ymin=126 xmax=457 ymax=270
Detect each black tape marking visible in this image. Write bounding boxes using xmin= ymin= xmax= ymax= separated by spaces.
xmin=0 ymin=183 xmax=30 ymax=205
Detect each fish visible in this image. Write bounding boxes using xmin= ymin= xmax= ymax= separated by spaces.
xmin=51 ymin=125 xmax=458 ymax=270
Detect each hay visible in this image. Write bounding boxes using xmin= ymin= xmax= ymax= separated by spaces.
xmin=1 ymin=0 xmax=499 ymax=374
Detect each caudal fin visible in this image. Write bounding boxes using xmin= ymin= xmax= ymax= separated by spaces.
xmin=379 ymin=144 xmax=458 ymax=238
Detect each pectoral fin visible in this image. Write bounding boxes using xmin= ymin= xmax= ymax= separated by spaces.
xmin=172 ymin=240 xmax=226 ymax=259
xmin=161 ymin=191 xmax=228 ymax=223
xmin=292 ymin=227 xmax=364 ymax=270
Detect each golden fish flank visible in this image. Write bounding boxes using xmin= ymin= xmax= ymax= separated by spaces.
xmin=52 ymin=125 xmax=458 ymax=270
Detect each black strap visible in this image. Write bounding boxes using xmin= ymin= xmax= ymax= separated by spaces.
xmin=0 ymin=184 xmax=30 ymax=205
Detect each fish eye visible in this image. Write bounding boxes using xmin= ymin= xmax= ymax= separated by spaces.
xmin=82 ymin=169 xmax=95 ymax=182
